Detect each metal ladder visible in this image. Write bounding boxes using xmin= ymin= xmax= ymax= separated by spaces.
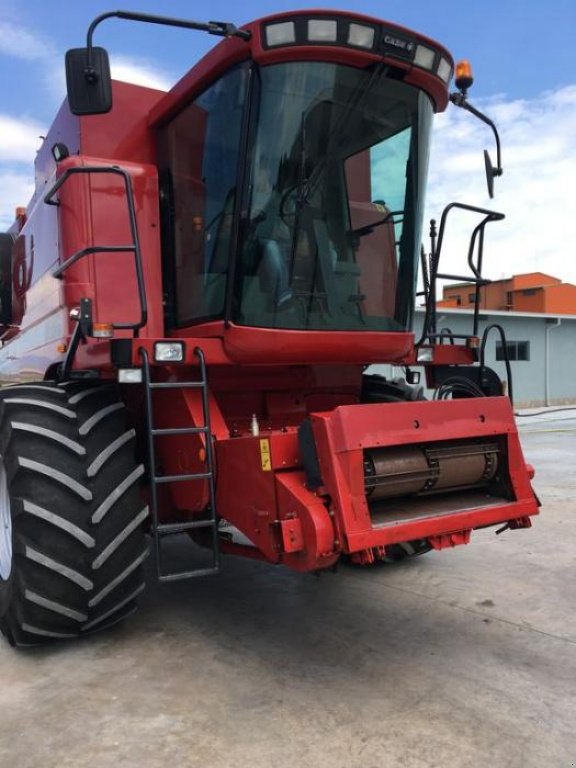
xmin=140 ymin=347 xmax=220 ymax=582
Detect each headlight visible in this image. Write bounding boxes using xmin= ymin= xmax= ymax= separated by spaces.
xmin=154 ymin=342 xmax=185 ymax=362
xmin=417 ymin=346 xmax=434 ymax=363
xmin=118 ymin=368 xmax=143 ymax=383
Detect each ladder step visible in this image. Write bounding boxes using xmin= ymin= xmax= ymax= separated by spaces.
xmin=159 ymin=566 xmax=220 ymax=582
xmin=149 ymin=381 xmax=205 ymax=390
xmin=151 ymin=426 xmax=208 ymax=436
xmin=141 ymin=345 xmax=220 ymax=581
xmin=157 ymin=520 xmax=216 ymax=535
xmin=154 ymin=471 xmax=212 ymax=484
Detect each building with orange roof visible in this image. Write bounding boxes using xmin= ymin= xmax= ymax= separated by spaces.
xmin=438 ymin=272 xmax=576 ymax=315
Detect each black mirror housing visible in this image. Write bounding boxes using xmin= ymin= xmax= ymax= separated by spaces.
xmin=65 ymin=47 xmax=112 ymax=115
xmin=484 ymin=150 xmax=495 ymax=199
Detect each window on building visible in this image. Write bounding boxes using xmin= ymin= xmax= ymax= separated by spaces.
xmin=522 ymin=288 xmax=537 ymax=296
xmin=495 ymin=340 xmax=530 ymax=361
xmin=468 ymin=292 xmax=476 ymax=303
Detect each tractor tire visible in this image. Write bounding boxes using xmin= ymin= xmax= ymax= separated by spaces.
xmin=0 ymin=381 xmax=148 ymax=646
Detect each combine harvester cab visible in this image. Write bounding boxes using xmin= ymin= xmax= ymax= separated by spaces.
xmin=0 ymin=9 xmax=539 ymax=645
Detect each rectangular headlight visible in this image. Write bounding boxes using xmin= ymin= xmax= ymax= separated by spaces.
xmin=414 ymin=44 xmax=435 ymax=70
xmin=154 ymin=342 xmax=184 ymax=363
xmin=265 ymin=21 xmax=296 ymax=46
xmin=118 ymin=368 xmax=143 ymax=384
xmin=417 ymin=346 xmax=434 ymax=363
xmin=347 ymin=23 xmax=375 ymax=49
xmin=307 ymin=19 xmax=338 ymax=42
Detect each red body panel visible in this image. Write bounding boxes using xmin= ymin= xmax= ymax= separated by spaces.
xmin=210 ymin=396 xmax=538 ymax=569
xmin=55 ymin=154 xmax=164 ymax=339
xmin=311 ymin=397 xmax=537 ymax=550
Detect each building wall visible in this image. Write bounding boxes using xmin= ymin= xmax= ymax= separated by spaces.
xmin=511 ymin=273 xmax=559 ymax=290
xmin=371 ymin=308 xmax=576 ymax=407
xmin=512 ymin=288 xmax=545 ymax=313
xmin=439 ymin=273 xmax=576 ymax=315
xmin=544 ymin=283 xmax=576 ymax=314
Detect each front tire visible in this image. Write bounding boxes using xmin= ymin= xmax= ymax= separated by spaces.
xmin=0 ymin=382 xmax=148 ymax=646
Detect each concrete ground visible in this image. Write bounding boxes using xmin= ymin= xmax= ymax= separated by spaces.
xmin=1 ymin=410 xmax=575 ymax=768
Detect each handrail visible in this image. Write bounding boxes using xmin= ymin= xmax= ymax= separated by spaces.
xmin=417 ymin=202 xmax=504 ymax=346
xmin=44 ymin=164 xmax=148 ymax=333
xmin=480 ymin=323 xmax=513 ymax=405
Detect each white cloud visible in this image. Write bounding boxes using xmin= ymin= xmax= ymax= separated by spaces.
xmin=426 ymin=85 xmax=576 ymax=287
xmin=0 ymin=112 xmax=43 ymax=228
xmin=0 ymin=19 xmax=55 ymax=60
xmin=111 ymin=55 xmax=172 ymax=92
xmin=0 ymin=114 xmax=45 ymax=162
xmin=0 ymin=171 xmax=34 ymax=230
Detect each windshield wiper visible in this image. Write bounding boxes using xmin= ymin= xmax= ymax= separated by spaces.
xmin=351 ymin=209 xmax=404 ymax=238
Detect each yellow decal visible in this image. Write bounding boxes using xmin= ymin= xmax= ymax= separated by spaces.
xmin=259 ymin=438 xmax=272 ymax=471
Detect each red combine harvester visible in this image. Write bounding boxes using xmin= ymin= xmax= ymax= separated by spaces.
xmin=0 ymin=10 xmax=538 ymax=645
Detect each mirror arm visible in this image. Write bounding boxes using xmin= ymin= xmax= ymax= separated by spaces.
xmin=449 ymin=92 xmax=503 ymax=177
xmin=83 ymin=9 xmax=251 ymax=79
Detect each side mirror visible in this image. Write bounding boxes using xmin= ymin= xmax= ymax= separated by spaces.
xmin=451 ymin=60 xmax=503 ymax=197
xmin=484 ymin=150 xmax=496 ymax=199
xmin=65 ymin=47 xmax=112 ymax=115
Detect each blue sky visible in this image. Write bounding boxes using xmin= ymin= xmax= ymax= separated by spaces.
xmin=2 ymin=0 xmax=576 ymax=284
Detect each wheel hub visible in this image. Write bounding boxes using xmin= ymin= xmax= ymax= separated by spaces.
xmin=0 ymin=458 xmax=12 ymax=581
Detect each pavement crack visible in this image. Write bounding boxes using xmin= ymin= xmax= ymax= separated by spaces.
xmin=351 ymin=576 xmax=576 ymax=646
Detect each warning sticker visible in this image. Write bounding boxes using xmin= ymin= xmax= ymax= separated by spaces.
xmin=259 ymin=438 xmax=272 ymax=471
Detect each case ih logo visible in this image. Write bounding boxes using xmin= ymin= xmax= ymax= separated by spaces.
xmin=383 ymin=34 xmax=414 ymax=53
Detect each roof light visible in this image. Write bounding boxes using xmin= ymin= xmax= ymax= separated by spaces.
xmin=437 ymin=57 xmax=452 ymax=83
xmin=265 ymin=21 xmax=295 ymax=47
xmin=414 ymin=44 xmax=435 ymax=70
xmin=455 ymin=59 xmax=474 ymax=92
xmin=347 ymin=23 xmax=375 ymax=49
xmin=261 ymin=15 xmax=450 ymax=89
xmin=307 ymin=19 xmax=337 ymax=42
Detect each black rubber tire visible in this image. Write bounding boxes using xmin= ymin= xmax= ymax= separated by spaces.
xmin=377 ymin=539 xmax=432 ymax=563
xmin=0 ymin=381 xmax=148 ymax=646
xmin=344 ymin=538 xmax=432 ymax=567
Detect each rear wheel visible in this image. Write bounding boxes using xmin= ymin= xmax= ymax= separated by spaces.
xmin=0 ymin=381 xmax=148 ymax=646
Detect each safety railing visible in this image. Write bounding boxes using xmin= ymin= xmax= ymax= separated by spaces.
xmin=418 ymin=202 xmax=504 ymax=347
xmin=44 ymin=164 xmax=148 ymax=334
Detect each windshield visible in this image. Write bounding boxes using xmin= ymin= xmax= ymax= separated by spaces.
xmin=233 ymin=61 xmax=433 ymax=331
